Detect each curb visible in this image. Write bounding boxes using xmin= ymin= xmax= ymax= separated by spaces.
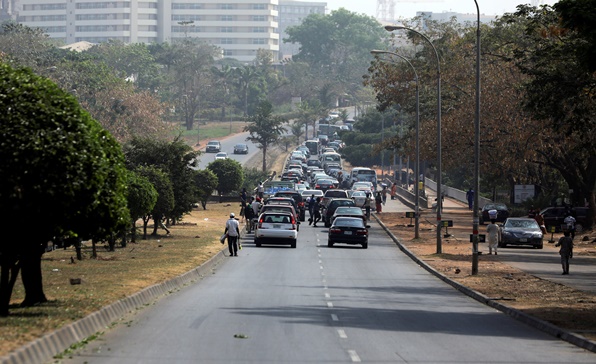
xmin=373 ymin=213 xmax=596 ymax=353
xmin=1 ymin=248 xmax=228 ymax=364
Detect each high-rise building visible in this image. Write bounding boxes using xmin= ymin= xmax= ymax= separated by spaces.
xmin=278 ymin=0 xmax=326 ymax=58
xmin=14 ymin=0 xmax=280 ymax=62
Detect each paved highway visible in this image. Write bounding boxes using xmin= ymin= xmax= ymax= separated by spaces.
xmin=195 ymin=131 xmax=258 ymax=170
xmin=59 ymin=213 xmax=596 ymax=363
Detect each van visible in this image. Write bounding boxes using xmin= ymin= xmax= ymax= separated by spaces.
xmin=320 ymin=152 xmax=341 ymax=166
xmin=349 ymin=167 xmax=378 ymax=188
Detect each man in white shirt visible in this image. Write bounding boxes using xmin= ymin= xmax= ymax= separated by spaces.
xmin=225 ymin=213 xmax=241 ymax=256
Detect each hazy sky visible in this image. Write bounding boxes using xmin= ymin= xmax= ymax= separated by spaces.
xmin=325 ymin=0 xmax=559 ymax=19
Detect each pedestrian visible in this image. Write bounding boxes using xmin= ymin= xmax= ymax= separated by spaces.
xmin=466 ymin=188 xmax=474 ymax=211
xmin=391 ymin=182 xmax=397 ymax=200
xmin=564 ymin=213 xmax=576 ymax=240
xmin=224 ymin=213 xmax=240 ymax=256
xmin=381 ymin=184 xmax=388 ymax=205
xmin=555 ymin=231 xmax=574 ymax=275
xmin=364 ymin=192 xmax=371 ymax=220
xmin=244 ymin=198 xmax=255 ymax=233
xmin=252 ymin=196 xmax=261 ymax=217
xmin=486 ymin=219 xmax=501 ymax=255
xmin=239 ymin=188 xmax=247 ymax=222
xmin=308 ymin=194 xmax=316 ymax=225
xmin=534 ymin=208 xmax=546 ymax=235
xmin=375 ymin=191 xmax=383 ymax=213
xmin=256 ymin=181 xmax=264 ymax=199
xmin=312 ymin=197 xmax=322 ymax=227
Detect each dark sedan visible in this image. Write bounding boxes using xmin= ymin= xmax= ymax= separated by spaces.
xmin=480 ymin=203 xmax=509 ymax=224
xmin=330 ymin=206 xmax=366 ymax=225
xmin=233 ymin=143 xmax=249 ymax=154
xmin=314 ymin=178 xmax=336 ymax=192
xmin=499 ymin=217 xmax=543 ymax=249
xmin=328 ymin=217 xmax=369 ymax=249
xmin=323 ymin=198 xmax=356 ymax=227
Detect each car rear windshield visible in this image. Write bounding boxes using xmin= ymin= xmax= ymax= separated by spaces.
xmin=262 ymin=214 xmax=293 ymax=223
xmin=326 ymin=190 xmax=347 ymax=197
xmin=334 ymin=218 xmax=364 ymax=227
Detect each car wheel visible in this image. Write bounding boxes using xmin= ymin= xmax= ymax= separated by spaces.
xmin=328 ymin=240 xmax=333 ymax=248
xmin=498 ymin=242 xmax=506 ymax=248
xmin=536 ymin=242 xmax=543 ymax=249
xmin=291 ymin=240 xmax=296 ymax=248
xmin=255 ymin=238 xmax=261 ymax=247
xmin=324 ymin=220 xmax=330 ymax=228
xmin=362 ymin=243 xmax=368 ymax=249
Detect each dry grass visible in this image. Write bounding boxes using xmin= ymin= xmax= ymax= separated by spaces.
xmin=377 ymin=211 xmax=596 ymax=342
xmin=0 ymin=204 xmax=232 ymax=357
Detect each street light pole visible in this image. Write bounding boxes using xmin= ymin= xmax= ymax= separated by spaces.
xmin=370 ymin=50 xmax=421 ymax=239
xmin=472 ymin=0 xmax=481 ymax=275
xmin=385 ymin=25 xmax=442 ymax=252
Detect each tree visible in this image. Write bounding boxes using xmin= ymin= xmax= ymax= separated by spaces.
xmin=126 ymin=170 xmax=158 ymax=243
xmin=0 ymin=64 xmax=129 ymax=316
xmin=135 ymin=166 xmax=175 ymax=238
xmin=207 ymin=159 xmax=244 ymax=197
xmin=194 ymin=169 xmax=218 ymax=210
xmin=244 ymin=101 xmax=287 ymax=171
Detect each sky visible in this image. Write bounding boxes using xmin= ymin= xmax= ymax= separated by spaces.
xmin=324 ymin=0 xmax=559 ymax=19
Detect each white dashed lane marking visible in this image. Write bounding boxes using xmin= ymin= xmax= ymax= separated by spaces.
xmin=348 ymin=350 xmax=362 ymax=362
xmin=338 ymin=329 xmax=347 ymax=339
xmin=331 ymin=314 xmax=339 ymax=321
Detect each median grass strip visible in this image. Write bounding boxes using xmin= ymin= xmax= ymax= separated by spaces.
xmin=0 ymin=203 xmax=233 ymax=357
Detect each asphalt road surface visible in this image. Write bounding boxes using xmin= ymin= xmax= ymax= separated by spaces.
xmin=195 ymin=131 xmax=258 ymax=170
xmin=59 ymin=214 xmax=595 ymax=363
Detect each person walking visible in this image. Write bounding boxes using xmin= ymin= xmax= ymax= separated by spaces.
xmin=381 ymin=185 xmax=388 ymax=205
xmin=364 ymin=192 xmax=371 ymax=221
xmin=244 ymin=198 xmax=255 ymax=233
xmin=308 ymin=194 xmax=316 ymax=225
xmin=466 ymin=188 xmax=474 ymax=211
xmin=486 ymin=219 xmax=501 ymax=255
xmin=312 ymin=197 xmax=322 ymax=227
xmin=239 ymin=188 xmax=248 ymax=222
xmin=224 ymin=213 xmax=240 ymax=256
xmin=555 ymin=231 xmax=574 ymax=275
xmin=564 ymin=212 xmax=576 ymax=240
xmin=375 ymin=191 xmax=383 ymax=213
xmin=391 ymin=182 xmax=397 ymax=200
xmin=534 ymin=209 xmax=546 ymax=235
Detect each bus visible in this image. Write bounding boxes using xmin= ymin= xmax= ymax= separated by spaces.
xmin=305 ymin=140 xmax=320 ymax=155
xmin=349 ymin=167 xmax=378 ymax=189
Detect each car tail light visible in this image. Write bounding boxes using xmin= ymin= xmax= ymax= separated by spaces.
xmin=315 ymin=184 xmax=320 ymax=189
xmin=258 ymin=217 xmax=264 ymax=228
xmin=356 ymin=229 xmax=368 ymax=235
xmin=329 ymin=228 xmax=342 ymax=234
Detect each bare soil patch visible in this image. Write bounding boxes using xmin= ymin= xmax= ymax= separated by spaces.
xmin=377 ymin=210 xmax=596 ymax=342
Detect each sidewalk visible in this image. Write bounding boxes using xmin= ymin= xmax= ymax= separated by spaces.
xmin=380 ymin=189 xmax=596 ymax=295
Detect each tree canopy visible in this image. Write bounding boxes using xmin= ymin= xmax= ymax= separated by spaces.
xmin=244 ymin=101 xmax=287 ymax=171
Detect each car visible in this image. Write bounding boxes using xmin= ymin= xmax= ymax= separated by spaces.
xmin=274 ymin=190 xmax=306 ymax=221
xmin=330 ymin=206 xmax=366 ymax=225
xmin=294 ymin=183 xmax=308 ymax=192
xmin=254 ymin=212 xmax=297 ymax=248
xmin=349 ymin=190 xmax=368 ymax=208
xmin=233 ymin=143 xmax=249 ymax=154
xmin=352 ymin=181 xmax=374 ymax=192
xmin=307 ymin=159 xmax=322 ymax=168
xmin=323 ymin=198 xmax=356 ymax=227
xmin=214 ymin=152 xmax=228 ymax=160
xmin=301 ymin=189 xmax=324 ymax=200
xmin=314 ymin=178 xmax=336 ymax=192
xmin=479 ymin=203 xmax=509 ymax=224
xmin=499 ymin=217 xmax=544 ymax=249
xmin=205 ymin=140 xmax=221 ymax=153
xmin=259 ymin=204 xmax=299 ymax=230
xmin=296 ymin=146 xmax=311 ymax=158
xmin=321 ymin=189 xmax=349 ymax=209
xmin=540 ymin=206 xmax=592 ymax=233
xmin=328 ymin=217 xmax=369 ymax=249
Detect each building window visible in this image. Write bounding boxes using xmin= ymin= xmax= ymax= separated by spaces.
xmin=253 ymin=38 xmax=266 ymax=45
xmin=172 ymin=15 xmax=201 ymax=21
xmin=253 ymin=15 xmax=266 ymax=21
xmin=220 ymin=4 xmax=234 ymax=10
xmin=253 ymin=4 xmax=266 ymax=10
xmin=172 ymin=3 xmax=202 ymax=9
xmin=221 ymin=38 xmax=234 ymax=44
xmin=253 ymin=27 xmax=266 ymax=33
xmin=221 ymin=15 xmax=234 ymax=21
xmin=223 ymin=49 xmax=234 ymax=57
xmin=221 ymin=27 xmax=234 ymax=33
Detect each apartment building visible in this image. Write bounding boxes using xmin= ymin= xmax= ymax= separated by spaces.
xmin=15 ymin=0 xmax=280 ymax=62
xmin=278 ymin=0 xmax=326 ymax=58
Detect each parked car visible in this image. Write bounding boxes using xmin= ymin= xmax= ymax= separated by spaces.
xmin=352 ymin=181 xmax=374 ymax=193
xmin=274 ymin=190 xmax=306 ymax=221
xmin=259 ymin=204 xmax=299 ymax=230
xmin=233 ymin=143 xmax=249 ymax=154
xmin=323 ymin=198 xmax=356 ymax=227
xmin=349 ymin=190 xmax=368 ymax=208
xmin=479 ymin=203 xmax=509 ymax=224
xmin=328 ymin=217 xmax=369 ymax=249
xmin=214 ymin=152 xmax=228 ymax=160
xmin=205 ymin=140 xmax=221 ymax=153
xmin=330 ymin=206 xmax=366 ymax=225
xmin=540 ymin=206 xmax=592 ymax=233
xmin=499 ymin=217 xmax=543 ymax=249
xmin=254 ymin=212 xmax=297 ymax=248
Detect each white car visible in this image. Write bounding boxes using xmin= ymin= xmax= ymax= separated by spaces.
xmin=214 ymin=152 xmax=228 ymax=160
xmin=254 ymin=212 xmax=298 ymax=248
xmin=301 ymin=189 xmax=324 ymax=201
xmin=352 ymin=181 xmax=374 ymax=192
xmin=350 ymin=190 xmax=368 ymax=208
xmin=294 ymin=183 xmax=308 ymax=191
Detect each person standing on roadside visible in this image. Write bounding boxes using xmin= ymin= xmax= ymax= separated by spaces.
xmin=308 ymin=194 xmax=316 ymax=225
xmin=364 ymin=192 xmax=372 ymax=220
xmin=391 ymin=182 xmax=397 ymax=200
xmin=466 ymin=188 xmax=474 ymax=211
xmin=555 ymin=231 xmax=574 ymax=275
xmin=375 ymin=191 xmax=383 ymax=213
xmin=312 ymin=197 xmax=322 ymax=227
xmin=381 ymin=184 xmax=388 ymax=205
xmin=224 ymin=213 xmax=240 ymax=256
xmin=564 ymin=212 xmax=576 ymax=240
xmin=239 ymin=188 xmax=247 ymax=222
xmin=244 ymin=198 xmax=255 ymax=233
xmin=486 ymin=219 xmax=501 ymax=255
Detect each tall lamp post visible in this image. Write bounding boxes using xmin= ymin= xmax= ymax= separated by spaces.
xmin=385 ymin=25 xmax=442 ymax=253
xmin=371 ymin=50 xmax=421 ymax=239
xmin=472 ymin=0 xmax=481 ymax=275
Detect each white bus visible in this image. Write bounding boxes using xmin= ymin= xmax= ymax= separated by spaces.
xmin=349 ymin=167 xmax=378 ymax=189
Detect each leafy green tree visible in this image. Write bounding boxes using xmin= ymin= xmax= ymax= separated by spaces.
xmin=207 ymin=159 xmax=244 ymax=197
xmin=123 ymin=137 xmax=199 ymax=224
xmin=245 ymin=101 xmax=287 ymax=171
xmin=136 ymin=166 xmax=175 ymax=238
xmin=126 ymin=170 xmax=158 ymax=243
xmin=0 ymin=22 xmax=55 ymax=70
xmin=0 ymin=64 xmax=128 ymax=315
xmin=194 ymin=169 xmax=218 ymax=210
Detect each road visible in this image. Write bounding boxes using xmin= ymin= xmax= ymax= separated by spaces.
xmin=195 ymin=131 xmax=258 ymax=170
xmin=59 ymin=208 xmax=595 ymax=363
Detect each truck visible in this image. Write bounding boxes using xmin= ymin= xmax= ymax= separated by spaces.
xmin=263 ymin=180 xmax=295 ymax=199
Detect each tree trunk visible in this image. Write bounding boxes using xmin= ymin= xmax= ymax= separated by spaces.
xmin=91 ymin=238 xmax=97 ymax=259
xmin=142 ymin=216 xmax=150 ymax=239
xmin=75 ymin=240 xmax=82 ymax=261
xmin=20 ymin=247 xmax=47 ymax=308
xmin=131 ymin=221 xmax=137 ymax=243
xmin=262 ymin=144 xmax=268 ymax=172
xmin=0 ymin=252 xmax=20 ymax=316
xmin=201 ymin=200 xmax=207 ymax=210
